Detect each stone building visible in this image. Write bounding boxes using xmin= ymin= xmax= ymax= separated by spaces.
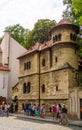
xmin=17 ymin=19 xmax=82 ymax=119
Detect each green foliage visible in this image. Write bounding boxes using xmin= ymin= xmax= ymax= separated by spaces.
xmin=72 ymin=0 xmax=82 ymax=25
xmin=62 ymin=0 xmax=82 ymax=58
xmin=26 ymin=19 xmax=56 ymax=48
xmin=62 ymin=0 xmax=79 ymax=24
xmin=4 ymin=24 xmax=29 ymax=48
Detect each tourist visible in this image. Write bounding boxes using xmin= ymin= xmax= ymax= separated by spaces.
xmin=51 ymin=104 xmax=57 ymax=120
xmin=1 ymin=101 xmax=5 ymax=117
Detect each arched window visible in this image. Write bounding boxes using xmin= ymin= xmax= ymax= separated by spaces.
xmin=26 ymin=62 xmax=29 ymax=69
xmin=42 ymin=84 xmax=45 ymax=93
xmin=23 ymin=83 xmax=26 ymax=93
xmin=55 ymin=35 xmax=58 ymax=42
xmin=27 ymin=82 xmax=31 ymax=93
xmin=58 ymin=34 xmax=61 ymax=41
xmin=53 ymin=37 xmax=55 ymax=43
xmin=70 ymin=33 xmax=77 ymax=41
xmin=24 ymin=63 xmax=27 ymax=70
xmin=73 ymin=34 xmax=77 ymax=41
xmin=42 ymin=59 xmax=45 ymax=66
xmin=29 ymin=61 xmax=31 ymax=69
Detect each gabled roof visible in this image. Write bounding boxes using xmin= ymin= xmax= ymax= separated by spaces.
xmin=12 ymin=82 xmax=19 ymax=89
xmin=59 ymin=62 xmax=74 ymax=70
xmin=0 ymin=63 xmax=9 ymax=71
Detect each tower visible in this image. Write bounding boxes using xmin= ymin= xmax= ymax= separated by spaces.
xmin=50 ymin=19 xmax=79 ymax=88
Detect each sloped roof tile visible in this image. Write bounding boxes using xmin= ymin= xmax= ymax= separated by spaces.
xmin=0 ymin=63 xmax=9 ymax=71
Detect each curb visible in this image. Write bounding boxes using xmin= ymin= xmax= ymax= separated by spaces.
xmin=10 ymin=114 xmax=82 ymax=127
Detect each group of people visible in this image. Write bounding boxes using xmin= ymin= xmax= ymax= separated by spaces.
xmin=23 ymin=103 xmax=68 ymax=125
xmin=23 ymin=103 xmax=46 ymax=117
xmin=51 ymin=103 xmax=68 ymax=125
xmin=1 ymin=101 xmax=10 ymax=117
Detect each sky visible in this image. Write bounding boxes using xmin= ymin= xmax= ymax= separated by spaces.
xmin=0 ymin=0 xmax=65 ymax=36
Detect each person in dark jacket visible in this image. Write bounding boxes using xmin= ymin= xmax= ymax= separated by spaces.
xmin=61 ymin=104 xmax=68 ymax=125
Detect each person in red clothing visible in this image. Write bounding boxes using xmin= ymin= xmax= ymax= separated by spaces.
xmin=51 ymin=104 xmax=57 ymax=120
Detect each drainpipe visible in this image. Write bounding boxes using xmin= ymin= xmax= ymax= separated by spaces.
xmin=7 ymin=32 xmax=11 ymax=103
xmin=7 ymin=32 xmax=10 ymax=68
xmin=38 ymin=50 xmax=41 ymax=106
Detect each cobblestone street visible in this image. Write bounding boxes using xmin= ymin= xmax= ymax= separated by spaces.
xmin=0 ymin=116 xmax=81 ymax=130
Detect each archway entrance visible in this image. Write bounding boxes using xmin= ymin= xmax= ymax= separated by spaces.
xmin=14 ymin=96 xmax=18 ymax=112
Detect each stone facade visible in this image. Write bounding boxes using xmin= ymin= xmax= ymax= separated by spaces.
xmin=15 ymin=19 xmax=82 ymax=119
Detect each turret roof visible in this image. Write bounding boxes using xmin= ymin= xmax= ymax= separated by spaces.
xmin=57 ymin=19 xmax=71 ymax=26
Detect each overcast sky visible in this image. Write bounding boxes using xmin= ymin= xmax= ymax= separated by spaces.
xmin=0 ymin=0 xmax=65 ymax=36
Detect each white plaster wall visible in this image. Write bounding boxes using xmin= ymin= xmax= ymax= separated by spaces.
xmin=0 ymin=71 xmax=8 ymax=98
xmin=0 ymin=33 xmax=9 ymax=65
xmin=0 ymin=32 xmax=27 ymax=100
xmin=8 ymin=36 xmax=27 ymax=99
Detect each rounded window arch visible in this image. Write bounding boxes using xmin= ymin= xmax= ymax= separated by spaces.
xmin=55 ymin=35 xmax=58 ymax=41
xmin=73 ymin=34 xmax=77 ymax=41
xmin=58 ymin=34 xmax=61 ymax=41
xmin=23 ymin=83 xmax=26 ymax=93
xmin=29 ymin=61 xmax=31 ymax=69
xmin=27 ymin=82 xmax=31 ymax=93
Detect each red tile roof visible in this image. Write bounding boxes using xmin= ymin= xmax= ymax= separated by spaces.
xmin=57 ymin=19 xmax=71 ymax=26
xmin=0 ymin=63 xmax=9 ymax=71
xmin=18 ymin=41 xmax=53 ymax=58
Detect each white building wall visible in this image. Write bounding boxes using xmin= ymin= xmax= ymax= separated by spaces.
xmin=0 ymin=32 xmax=27 ymax=101
xmin=0 ymin=33 xmax=9 ymax=65
xmin=0 ymin=71 xmax=8 ymax=98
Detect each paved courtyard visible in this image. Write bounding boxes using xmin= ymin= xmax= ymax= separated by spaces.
xmin=0 ymin=116 xmax=81 ymax=130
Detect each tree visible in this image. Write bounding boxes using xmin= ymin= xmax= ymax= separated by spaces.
xmin=26 ymin=19 xmax=56 ymax=48
xmin=4 ymin=24 xmax=29 ymax=48
xmin=62 ymin=0 xmax=82 ymax=57
xmin=72 ymin=0 xmax=82 ymax=25
xmin=62 ymin=0 xmax=79 ymax=24
xmin=71 ymin=0 xmax=82 ymax=57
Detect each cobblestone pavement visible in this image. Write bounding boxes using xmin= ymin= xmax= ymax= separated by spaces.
xmin=0 ymin=116 xmax=82 ymax=130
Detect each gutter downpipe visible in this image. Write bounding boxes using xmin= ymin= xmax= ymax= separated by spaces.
xmin=38 ymin=50 xmax=41 ymax=106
